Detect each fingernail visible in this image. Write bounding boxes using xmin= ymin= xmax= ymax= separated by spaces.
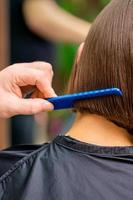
xmin=47 ymin=88 xmax=57 ymax=97
xmin=43 ymin=101 xmax=54 ymax=111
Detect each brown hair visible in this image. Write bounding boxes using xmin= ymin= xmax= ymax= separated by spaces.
xmin=68 ymin=0 xmax=133 ymax=131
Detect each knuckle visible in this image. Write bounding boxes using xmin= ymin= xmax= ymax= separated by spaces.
xmin=35 ymin=62 xmax=53 ymax=75
xmin=46 ymin=65 xmax=54 ymax=78
xmin=45 ymin=63 xmax=53 ymax=72
xmin=33 ymin=61 xmax=52 ymax=70
xmin=32 ymin=61 xmax=43 ymax=65
xmin=30 ymin=104 xmax=43 ymax=114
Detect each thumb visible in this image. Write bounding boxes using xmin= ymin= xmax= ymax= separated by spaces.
xmin=16 ymin=98 xmax=54 ymax=115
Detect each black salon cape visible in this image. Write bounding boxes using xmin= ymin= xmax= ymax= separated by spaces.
xmin=0 ymin=136 xmax=133 ymax=200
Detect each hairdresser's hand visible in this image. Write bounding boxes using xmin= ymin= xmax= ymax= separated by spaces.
xmin=0 ymin=62 xmax=56 ymax=118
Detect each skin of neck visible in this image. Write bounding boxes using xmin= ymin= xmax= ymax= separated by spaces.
xmin=66 ymin=113 xmax=133 ymax=146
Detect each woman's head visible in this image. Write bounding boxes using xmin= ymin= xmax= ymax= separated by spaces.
xmin=68 ymin=0 xmax=133 ymax=131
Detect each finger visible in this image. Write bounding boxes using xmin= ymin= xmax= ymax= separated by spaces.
xmin=16 ymin=61 xmax=54 ymax=83
xmin=30 ymin=82 xmax=57 ymax=98
xmin=24 ymin=62 xmax=55 ymax=86
xmin=14 ymin=68 xmax=57 ymax=97
xmin=36 ymin=79 xmax=57 ymax=98
xmin=25 ymin=61 xmax=53 ymax=71
xmin=15 ymin=98 xmax=54 ymax=115
xmin=13 ymin=61 xmax=52 ymax=70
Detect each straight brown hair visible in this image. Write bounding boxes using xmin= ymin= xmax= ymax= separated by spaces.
xmin=68 ymin=0 xmax=133 ymax=131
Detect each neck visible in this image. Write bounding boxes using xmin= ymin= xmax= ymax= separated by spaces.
xmin=66 ymin=113 xmax=133 ymax=146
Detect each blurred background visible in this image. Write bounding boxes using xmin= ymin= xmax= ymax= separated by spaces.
xmin=0 ymin=0 xmax=110 ymax=148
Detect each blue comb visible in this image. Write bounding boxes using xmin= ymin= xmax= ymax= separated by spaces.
xmin=46 ymin=88 xmax=122 ymax=110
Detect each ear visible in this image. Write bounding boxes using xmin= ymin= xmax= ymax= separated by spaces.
xmin=76 ymin=42 xmax=85 ymax=64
